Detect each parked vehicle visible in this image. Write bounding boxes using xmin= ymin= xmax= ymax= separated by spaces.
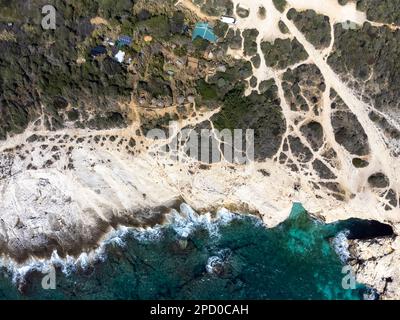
xmin=220 ymin=15 xmax=236 ymax=24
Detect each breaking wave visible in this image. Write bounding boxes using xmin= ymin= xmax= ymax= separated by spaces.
xmin=206 ymin=249 xmax=232 ymax=274
xmin=332 ymin=230 xmax=351 ymax=263
xmin=0 ymin=203 xmax=245 ymax=288
xmin=167 ymin=203 xmax=239 ymax=239
xmin=0 ymin=226 xmax=131 ymax=286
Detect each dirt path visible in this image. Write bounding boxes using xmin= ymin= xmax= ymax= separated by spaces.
xmin=213 ymin=0 xmax=400 ymax=218
xmin=175 ymin=0 xmax=219 ymax=21
xmin=281 ymin=14 xmax=399 ymax=188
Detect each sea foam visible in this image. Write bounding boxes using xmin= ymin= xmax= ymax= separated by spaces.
xmin=332 ymin=230 xmax=351 ymax=263
xmin=0 ymin=203 xmax=244 ymax=287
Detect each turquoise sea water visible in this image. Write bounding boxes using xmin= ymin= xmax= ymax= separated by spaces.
xmin=0 ymin=204 xmax=372 ymax=300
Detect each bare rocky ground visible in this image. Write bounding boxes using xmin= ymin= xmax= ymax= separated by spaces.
xmin=1 ymin=0 xmax=400 ymax=298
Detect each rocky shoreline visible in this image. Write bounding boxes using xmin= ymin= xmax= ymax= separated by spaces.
xmin=0 ymin=202 xmax=393 ymax=299
xmin=1 ymin=0 xmax=400 ymax=299
xmin=349 ymin=236 xmax=400 ymax=299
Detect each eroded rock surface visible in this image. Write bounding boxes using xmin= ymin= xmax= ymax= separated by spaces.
xmin=1 ymin=0 xmax=400 ymax=299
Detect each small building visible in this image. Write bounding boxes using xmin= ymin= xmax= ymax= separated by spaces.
xmin=114 ymin=50 xmax=126 ymax=63
xmin=220 ymin=16 xmax=236 ymax=24
xmin=90 ymin=45 xmax=107 ymax=57
xmin=192 ymin=22 xmax=217 ymax=43
xmin=116 ymin=35 xmax=132 ymax=48
xmin=187 ymin=57 xmax=199 ymax=70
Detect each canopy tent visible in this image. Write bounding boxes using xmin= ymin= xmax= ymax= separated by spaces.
xmin=192 ymin=22 xmax=217 ymax=43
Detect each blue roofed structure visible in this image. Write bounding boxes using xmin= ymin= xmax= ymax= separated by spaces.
xmin=117 ymin=35 xmax=132 ymax=48
xmin=90 ymin=45 xmax=107 ymax=57
xmin=192 ymin=22 xmax=217 ymax=43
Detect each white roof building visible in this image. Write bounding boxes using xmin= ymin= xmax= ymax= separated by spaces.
xmin=114 ymin=50 xmax=125 ymax=63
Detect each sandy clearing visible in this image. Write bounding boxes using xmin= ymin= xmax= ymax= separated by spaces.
xmin=175 ymin=0 xmax=218 ymax=21
xmin=286 ymin=0 xmax=367 ymax=24
xmin=281 ymin=13 xmax=400 ymax=192
xmin=231 ymin=0 xmax=289 ymax=42
xmin=90 ymin=16 xmax=109 ymax=26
